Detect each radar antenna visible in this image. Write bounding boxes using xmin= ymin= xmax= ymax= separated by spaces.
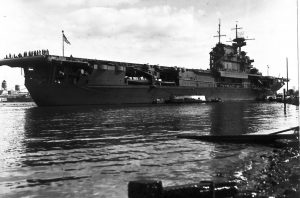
xmin=213 ymin=19 xmax=226 ymax=43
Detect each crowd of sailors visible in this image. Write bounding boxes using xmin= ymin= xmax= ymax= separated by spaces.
xmin=4 ymin=49 xmax=49 ymax=59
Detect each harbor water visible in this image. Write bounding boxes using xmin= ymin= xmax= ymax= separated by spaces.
xmin=0 ymin=102 xmax=298 ymax=197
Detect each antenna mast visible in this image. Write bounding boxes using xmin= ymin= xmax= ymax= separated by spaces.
xmin=232 ymin=22 xmax=242 ymax=39
xmin=214 ymin=19 xmax=226 ymax=43
xmin=230 ymin=22 xmax=254 ymax=54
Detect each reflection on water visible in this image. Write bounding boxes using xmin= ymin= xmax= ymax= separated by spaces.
xmin=0 ymin=102 xmax=298 ymax=197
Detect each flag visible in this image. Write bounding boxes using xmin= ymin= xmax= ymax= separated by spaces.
xmin=63 ymin=33 xmax=71 ymax=45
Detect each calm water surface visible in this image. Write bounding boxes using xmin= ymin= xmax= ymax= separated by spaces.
xmin=0 ymin=102 xmax=298 ymax=197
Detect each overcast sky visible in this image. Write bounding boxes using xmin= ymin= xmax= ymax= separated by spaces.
xmin=0 ymin=0 xmax=298 ymax=90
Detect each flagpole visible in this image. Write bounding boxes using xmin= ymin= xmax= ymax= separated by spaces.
xmin=62 ymin=30 xmax=64 ymax=57
xmin=286 ymin=57 xmax=289 ymax=92
xmin=297 ymin=0 xmax=299 ymax=92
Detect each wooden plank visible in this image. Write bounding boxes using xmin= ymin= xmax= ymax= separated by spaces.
xmin=268 ymin=126 xmax=299 ymax=135
xmin=177 ymin=133 xmax=299 ymax=144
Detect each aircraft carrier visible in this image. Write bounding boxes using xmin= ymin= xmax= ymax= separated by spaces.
xmin=0 ymin=23 xmax=285 ymax=106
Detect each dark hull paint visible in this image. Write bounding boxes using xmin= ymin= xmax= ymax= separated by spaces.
xmin=26 ymin=82 xmax=260 ymax=106
xmin=0 ymin=56 xmax=282 ymax=106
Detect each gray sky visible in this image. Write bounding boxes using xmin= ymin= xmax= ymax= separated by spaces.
xmin=0 ymin=0 xmax=298 ymax=90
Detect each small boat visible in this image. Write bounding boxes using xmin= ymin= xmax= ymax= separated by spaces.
xmin=166 ymin=95 xmax=206 ymax=104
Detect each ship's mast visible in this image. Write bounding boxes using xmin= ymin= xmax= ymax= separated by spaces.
xmin=232 ymin=23 xmax=242 ymax=40
xmin=214 ymin=19 xmax=226 ymax=43
xmin=231 ymin=23 xmax=254 ymax=54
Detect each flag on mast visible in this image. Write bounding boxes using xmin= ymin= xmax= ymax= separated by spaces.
xmin=63 ymin=32 xmax=71 ymax=45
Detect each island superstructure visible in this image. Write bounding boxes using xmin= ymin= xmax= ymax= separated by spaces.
xmin=0 ymin=23 xmax=285 ymax=106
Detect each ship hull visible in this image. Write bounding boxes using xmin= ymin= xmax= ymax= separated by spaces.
xmin=26 ymin=82 xmax=260 ymax=106
xmin=0 ymin=55 xmax=282 ymax=107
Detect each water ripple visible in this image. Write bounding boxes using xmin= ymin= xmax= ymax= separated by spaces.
xmin=0 ymin=102 xmax=298 ymax=197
